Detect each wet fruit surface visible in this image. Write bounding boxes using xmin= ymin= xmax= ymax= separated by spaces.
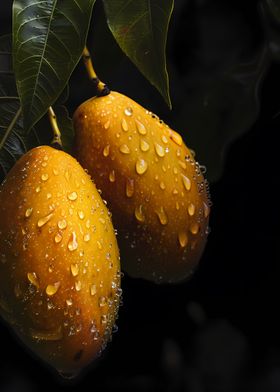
xmin=0 ymin=146 xmax=121 ymax=376
xmin=74 ymin=91 xmax=211 ymax=283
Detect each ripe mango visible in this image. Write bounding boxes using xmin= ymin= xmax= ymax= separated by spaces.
xmin=0 ymin=146 xmax=120 ymax=376
xmin=73 ymin=91 xmax=211 ymax=283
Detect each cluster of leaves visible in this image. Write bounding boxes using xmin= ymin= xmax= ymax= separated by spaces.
xmin=1 ymin=0 xmax=173 ymax=181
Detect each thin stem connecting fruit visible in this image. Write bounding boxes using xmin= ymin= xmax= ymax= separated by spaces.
xmin=48 ymin=106 xmax=62 ymax=148
xmin=82 ymin=46 xmax=110 ymax=97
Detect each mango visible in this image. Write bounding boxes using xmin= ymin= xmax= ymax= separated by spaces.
xmin=73 ymin=91 xmax=211 ymax=284
xmin=0 ymin=146 xmax=121 ymax=376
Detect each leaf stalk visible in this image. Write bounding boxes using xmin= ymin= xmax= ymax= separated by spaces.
xmin=82 ymin=47 xmax=110 ymax=97
xmin=48 ymin=107 xmax=62 ymax=149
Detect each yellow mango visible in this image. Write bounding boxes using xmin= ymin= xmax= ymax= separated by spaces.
xmin=73 ymin=91 xmax=211 ymax=283
xmin=0 ymin=146 xmax=120 ymax=376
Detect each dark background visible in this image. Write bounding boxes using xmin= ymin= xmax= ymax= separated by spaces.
xmin=0 ymin=0 xmax=274 ymax=391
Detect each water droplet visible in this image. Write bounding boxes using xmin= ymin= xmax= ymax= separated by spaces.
xmin=119 ymin=144 xmax=130 ymax=154
xmin=84 ymin=233 xmax=90 ymax=242
xmin=25 ymin=208 xmax=33 ymax=218
xmin=155 ymin=143 xmax=165 ymax=157
xmin=37 ymin=213 xmax=53 ymax=228
xmin=124 ymin=107 xmax=133 ymax=116
xmin=178 ymin=160 xmax=187 ymax=170
xmin=104 ymin=119 xmax=110 ymax=129
xmin=140 ymin=139 xmax=150 ymax=152
xmin=103 ymin=145 xmax=110 ymax=157
xmin=173 ymin=167 xmax=178 ymax=174
xmin=170 ymin=130 xmax=183 ymax=146
xmin=190 ymin=223 xmax=200 ymax=235
xmin=53 ymin=169 xmax=59 ymax=175
xmin=68 ymin=232 xmax=78 ymax=251
xmin=126 ymin=178 xmax=135 ymax=198
xmin=101 ymin=315 xmax=107 ymax=324
xmin=27 ymin=272 xmax=39 ymax=288
xmin=155 ymin=207 xmax=168 ymax=225
xmin=176 ymin=202 xmax=180 ymax=210
xmin=188 ymin=203 xmax=196 ymax=216
xmin=42 ymin=161 xmax=47 ymax=167
xmin=173 ymin=189 xmax=179 ymax=195
xmin=70 ymin=263 xmax=79 ymax=277
xmin=78 ymin=211 xmax=85 ymax=220
xmin=136 ymin=158 xmax=148 ymax=175
xmin=181 ymin=174 xmax=191 ymax=191
xmin=41 ymin=173 xmax=48 ymax=181
xmin=178 ymin=232 xmax=188 ymax=248
xmin=112 ymin=281 xmax=117 ymax=289
xmin=135 ymin=119 xmax=146 ymax=135
xmin=109 ymin=170 xmax=115 ymax=182
xmin=135 ymin=205 xmax=145 ymax=222
xmin=47 ymin=193 xmax=52 ymax=199
xmin=160 ymin=181 xmax=166 ymax=190
xmin=121 ymin=118 xmax=129 ymax=131
xmin=58 ymin=219 xmax=67 ymax=229
xmin=99 ymin=296 xmax=106 ymax=307
xmin=90 ymin=284 xmax=97 ymax=296
xmin=75 ymin=281 xmax=82 ymax=291
xmin=66 ymin=298 xmax=73 ymax=306
xmin=86 ymin=219 xmax=90 ymax=229
xmin=54 ymin=232 xmax=62 ymax=243
xmin=162 ymin=135 xmax=169 ymax=144
xmin=46 ymin=282 xmax=60 ymax=296
xmin=35 ymin=186 xmax=41 ymax=193
xmin=97 ymin=240 xmax=102 ymax=249
xmin=203 ymin=202 xmax=210 ymax=218
xmin=68 ymin=192 xmax=77 ymax=201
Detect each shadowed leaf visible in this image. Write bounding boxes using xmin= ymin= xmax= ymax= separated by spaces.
xmin=13 ymin=0 xmax=95 ymax=130
xmin=103 ymin=0 xmax=173 ymax=108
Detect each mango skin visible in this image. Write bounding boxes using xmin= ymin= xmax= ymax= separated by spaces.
xmin=73 ymin=91 xmax=211 ymax=284
xmin=0 ymin=146 xmax=120 ymax=376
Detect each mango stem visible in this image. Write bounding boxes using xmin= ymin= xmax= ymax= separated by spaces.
xmin=48 ymin=107 xmax=62 ymax=149
xmin=82 ymin=46 xmax=110 ymax=97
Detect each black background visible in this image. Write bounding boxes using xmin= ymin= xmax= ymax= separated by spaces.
xmin=0 ymin=1 xmax=274 ymax=391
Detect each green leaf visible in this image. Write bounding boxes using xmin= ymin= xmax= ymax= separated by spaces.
xmin=0 ymin=35 xmax=74 ymax=182
xmin=13 ymin=0 xmax=96 ymax=131
xmin=103 ymin=0 xmax=173 ymax=108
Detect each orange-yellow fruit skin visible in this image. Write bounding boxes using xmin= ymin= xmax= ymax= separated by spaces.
xmin=0 ymin=146 xmax=120 ymax=375
xmin=73 ymin=91 xmax=211 ymax=284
